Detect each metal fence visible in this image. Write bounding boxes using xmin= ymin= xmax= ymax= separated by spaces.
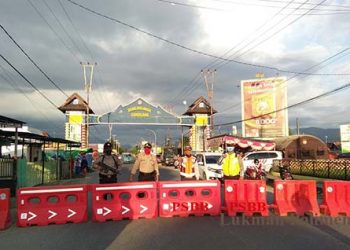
xmin=273 ymin=159 xmax=350 ymax=180
xmin=0 ymin=158 xmax=15 ymax=179
xmin=17 ymin=159 xmax=59 ymax=188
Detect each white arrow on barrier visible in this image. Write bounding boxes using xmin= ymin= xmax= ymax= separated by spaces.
xmin=207 ymin=203 xmax=213 ymax=209
xmin=67 ymin=209 xmax=77 ymax=218
xmin=140 ymin=205 xmax=148 ymax=214
xmin=28 ymin=211 xmax=37 ymax=221
xmin=103 ymin=207 xmax=111 ymax=216
xmin=48 ymin=210 xmax=57 ymax=219
xmin=122 ymin=206 xmax=130 ymax=215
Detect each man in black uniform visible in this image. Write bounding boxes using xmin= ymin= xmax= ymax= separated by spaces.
xmin=93 ymin=141 xmax=122 ymax=184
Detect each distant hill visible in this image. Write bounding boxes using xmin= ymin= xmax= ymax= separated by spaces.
xmin=292 ymin=127 xmax=340 ymax=142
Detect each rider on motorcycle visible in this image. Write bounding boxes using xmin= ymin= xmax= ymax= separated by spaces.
xmin=244 ymin=159 xmax=266 ymax=180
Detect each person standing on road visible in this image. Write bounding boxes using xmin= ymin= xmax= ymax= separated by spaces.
xmin=220 ymin=146 xmax=243 ymax=180
xmin=179 ymin=146 xmax=199 ymax=181
xmin=129 ymin=142 xmax=159 ymax=182
xmin=94 ymin=141 xmax=122 ymax=184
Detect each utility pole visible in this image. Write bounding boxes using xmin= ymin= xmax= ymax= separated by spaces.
xmin=296 ymin=118 xmax=300 ymax=135
xmin=81 ymin=62 xmax=96 ymax=148
xmin=201 ymin=69 xmax=216 ymax=134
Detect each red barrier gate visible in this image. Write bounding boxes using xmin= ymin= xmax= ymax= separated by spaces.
xmin=17 ymin=185 xmax=88 ymax=227
xmin=158 ymin=180 xmax=221 ymax=218
xmin=273 ymin=180 xmax=320 ymax=216
xmin=224 ymin=180 xmax=268 ymax=216
xmin=0 ymin=188 xmax=11 ymax=230
xmin=321 ymin=181 xmax=350 ymax=217
xmin=91 ymin=182 xmax=157 ymax=222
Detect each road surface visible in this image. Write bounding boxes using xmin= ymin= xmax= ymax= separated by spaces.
xmin=1 ymin=164 xmax=350 ymax=250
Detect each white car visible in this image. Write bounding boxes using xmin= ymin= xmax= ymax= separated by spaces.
xmin=196 ymin=152 xmax=223 ymax=181
xmin=242 ymin=151 xmax=283 ymax=173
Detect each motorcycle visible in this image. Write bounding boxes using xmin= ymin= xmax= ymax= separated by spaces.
xmin=244 ymin=165 xmax=266 ymax=180
xmin=279 ymin=164 xmax=293 ymax=180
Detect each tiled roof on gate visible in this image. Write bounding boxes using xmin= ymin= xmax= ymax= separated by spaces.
xmin=58 ymin=93 xmax=94 ymax=114
xmin=183 ymin=96 xmax=217 ymax=115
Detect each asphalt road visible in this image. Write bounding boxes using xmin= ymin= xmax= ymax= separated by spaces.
xmin=1 ymin=164 xmax=350 ymax=250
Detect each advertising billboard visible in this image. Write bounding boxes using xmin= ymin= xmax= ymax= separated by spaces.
xmin=241 ymin=77 xmax=288 ymax=138
xmin=340 ymin=124 xmax=350 ymax=153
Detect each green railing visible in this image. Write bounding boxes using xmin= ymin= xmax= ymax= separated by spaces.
xmin=17 ymin=159 xmax=58 ymax=188
xmin=273 ymin=159 xmax=350 ymax=180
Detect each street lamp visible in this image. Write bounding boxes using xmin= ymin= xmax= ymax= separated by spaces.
xmin=146 ymin=129 xmax=157 ymax=154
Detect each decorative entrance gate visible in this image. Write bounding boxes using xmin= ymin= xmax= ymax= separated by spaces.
xmin=90 ymin=98 xmax=194 ymax=126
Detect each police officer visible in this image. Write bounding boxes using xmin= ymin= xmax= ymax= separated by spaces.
xmin=220 ymin=146 xmax=243 ymax=180
xmin=93 ymin=141 xmax=122 ymax=184
xmin=179 ymin=146 xmax=199 ymax=181
xmin=129 ymin=142 xmax=159 ymax=182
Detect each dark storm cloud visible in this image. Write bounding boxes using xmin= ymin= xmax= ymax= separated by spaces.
xmin=2 ymin=0 xmax=350 ymax=144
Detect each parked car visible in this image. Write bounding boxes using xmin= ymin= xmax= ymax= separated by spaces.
xmin=196 ymin=152 xmax=223 ymax=181
xmin=242 ymin=151 xmax=283 ymax=173
xmin=336 ymin=153 xmax=350 ymax=160
xmin=122 ymin=153 xmax=134 ymax=164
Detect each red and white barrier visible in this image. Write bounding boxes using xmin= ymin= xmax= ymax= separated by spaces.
xmin=17 ymin=185 xmax=88 ymax=227
xmin=91 ymin=182 xmax=158 ymax=222
xmin=158 ymin=181 xmax=221 ymax=217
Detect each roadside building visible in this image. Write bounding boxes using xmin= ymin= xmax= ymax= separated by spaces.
xmin=274 ymin=134 xmax=328 ymax=159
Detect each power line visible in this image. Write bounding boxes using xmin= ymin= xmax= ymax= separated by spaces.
xmin=168 ymin=72 xmax=201 ymax=104
xmin=216 ymin=45 xmax=350 ymax=115
xmin=42 ymin=0 xmax=85 ymax=61
xmin=57 ymin=0 xmax=113 ymax=113
xmin=212 ymin=0 xmax=324 ymax=68
xmin=26 ymin=0 xmax=80 ymax=61
xmin=208 ymin=0 xmax=297 ymax=70
xmin=0 ymin=64 xmax=64 ymax=131
xmin=210 ymin=0 xmax=350 ymax=9
xmin=0 ymin=24 xmax=68 ymax=98
xmin=171 ymin=0 xmax=299 ymax=106
xmin=157 ymin=0 xmax=350 ymax=15
xmin=0 ymin=54 xmax=58 ymax=109
xmin=57 ymin=0 xmax=94 ymax=61
xmin=207 ymin=0 xmax=350 ymax=10
xmin=66 ymin=0 xmax=350 ymax=76
xmin=215 ymin=81 xmax=350 ymax=127
xmin=233 ymin=0 xmax=328 ymax=59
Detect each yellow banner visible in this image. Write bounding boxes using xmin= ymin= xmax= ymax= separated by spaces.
xmin=69 ymin=114 xmax=83 ymax=124
xmin=195 ymin=114 xmax=208 ymax=126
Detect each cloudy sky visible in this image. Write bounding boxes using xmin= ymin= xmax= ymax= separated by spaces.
xmin=1 ymin=0 xmax=350 ymax=145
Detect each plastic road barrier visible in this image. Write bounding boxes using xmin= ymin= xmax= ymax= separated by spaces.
xmin=321 ymin=181 xmax=350 ymax=217
xmin=17 ymin=185 xmax=88 ymax=227
xmin=273 ymin=180 xmax=320 ymax=216
xmin=224 ymin=180 xmax=268 ymax=216
xmin=91 ymin=182 xmax=158 ymax=222
xmin=0 ymin=188 xmax=11 ymax=230
xmin=158 ymin=180 xmax=221 ymax=217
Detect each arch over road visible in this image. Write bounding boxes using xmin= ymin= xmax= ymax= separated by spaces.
xmin=90 ymin=98 xmax=194 ymax=126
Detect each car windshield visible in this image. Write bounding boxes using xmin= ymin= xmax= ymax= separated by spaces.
xmin=205 ymin=155 xmax=220 ymax=164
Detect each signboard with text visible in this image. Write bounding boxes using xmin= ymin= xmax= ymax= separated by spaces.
xmin=241 ymin=77 xmax=288 ymax=138
xmin=340 ymin=124 xmax=350 ymax=153
xmin=97 ymin=98 xmax=193 ymax=125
